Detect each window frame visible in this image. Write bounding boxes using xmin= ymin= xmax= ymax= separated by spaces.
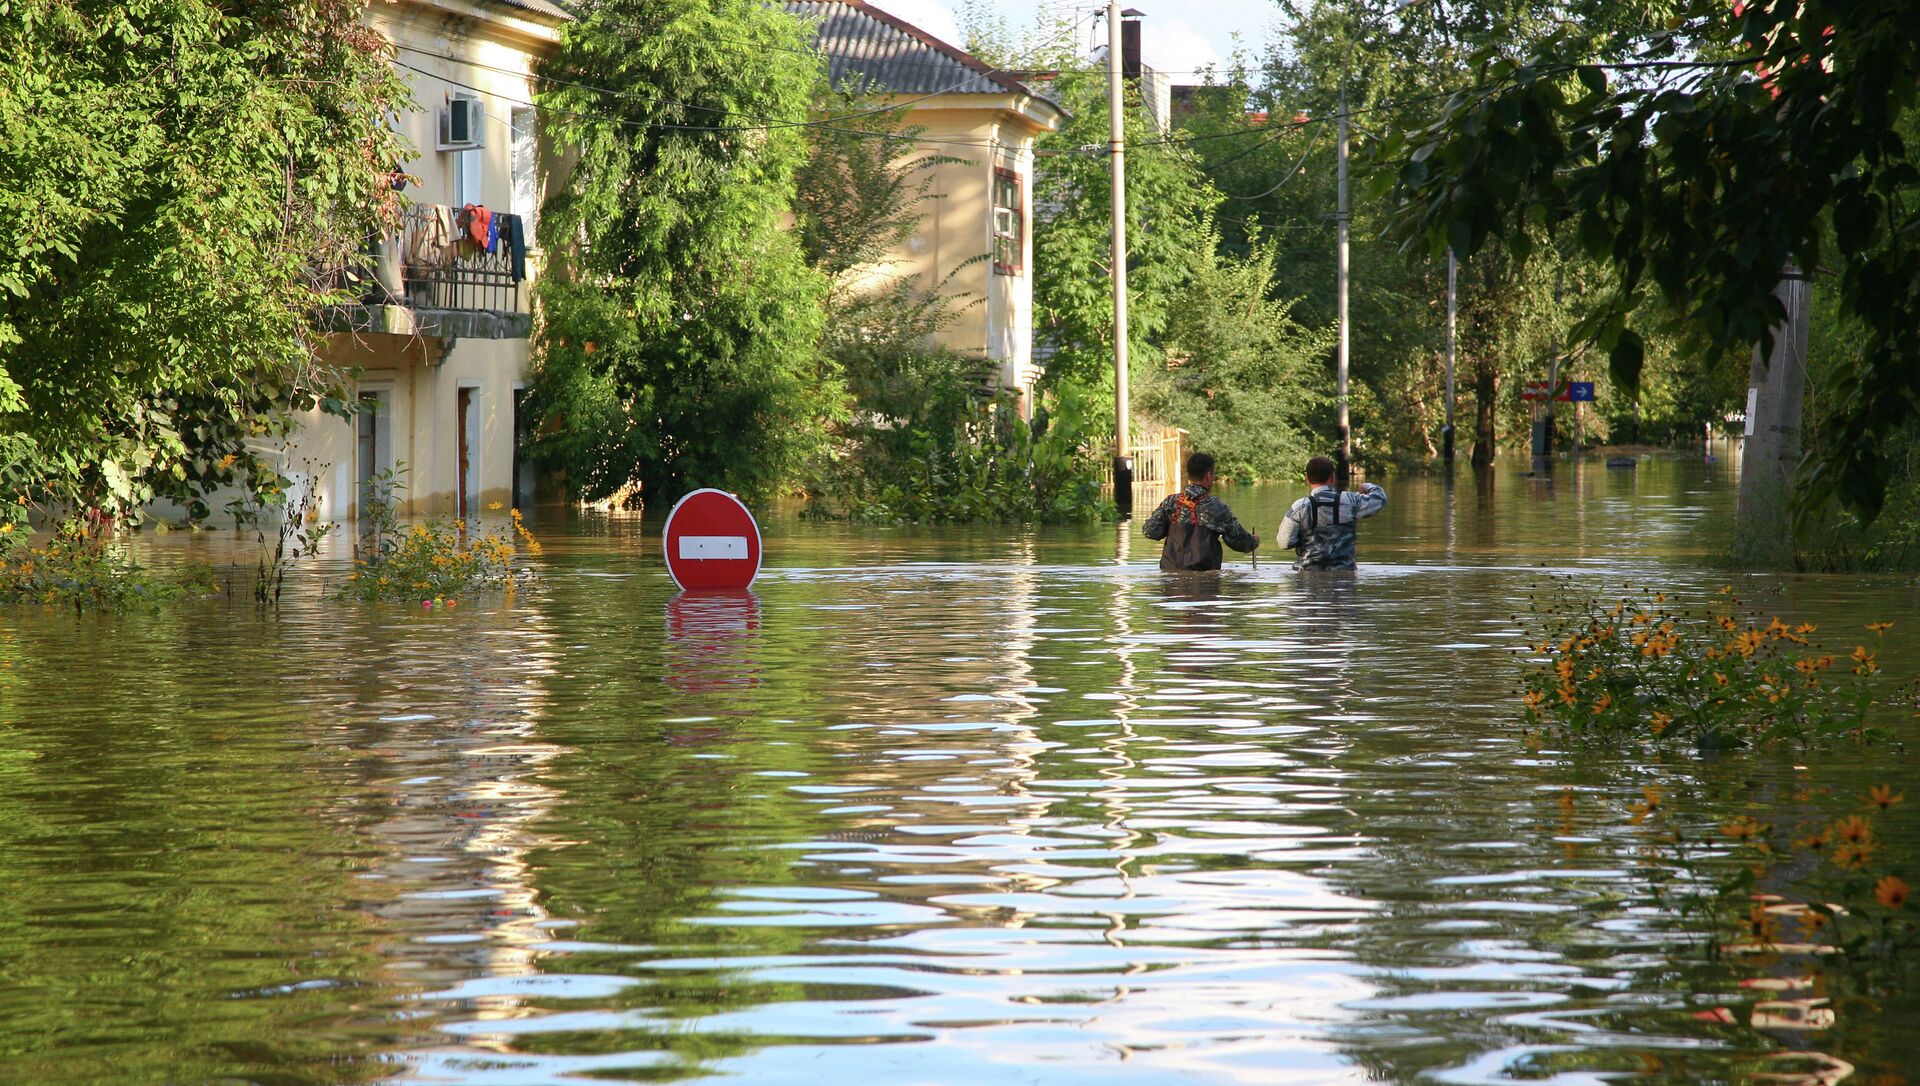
xmin=991 ymin=167 xmax=1024 ymax=276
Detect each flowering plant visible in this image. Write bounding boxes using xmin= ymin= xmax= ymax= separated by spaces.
xmin=1517 ymin=583 xmax=1910 ymax=749
xmin=341 ymin=506 xmax=540 ymax=603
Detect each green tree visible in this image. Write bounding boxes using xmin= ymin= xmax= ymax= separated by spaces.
xmin=529 ymin=0 xmax=838 ymax=506
xmin=1029 ymin=68 xmax=1220 ymax=402
xmin=1139 ymin=227 xmax=1332 ymax=480
xmin=1380 ymin=0 xmax=1920 ymax=519
xmin=0 ymin=0 xmax=406 ymax=523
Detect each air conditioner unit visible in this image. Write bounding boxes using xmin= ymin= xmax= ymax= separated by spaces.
xmin=437 ymin=95 xmax=484 ymax=150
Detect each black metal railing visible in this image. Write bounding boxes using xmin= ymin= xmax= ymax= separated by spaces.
xmin=399 ymin=204 xmax=522 ymax=314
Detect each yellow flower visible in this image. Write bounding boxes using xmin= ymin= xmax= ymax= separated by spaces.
xmin=1875 ymin=875 xmax=1909 ymax=909
xmin=1745 ymin=903 xmax=1779 ymax=945
xmin=0 ymin=523 xmax=12 ymax=535
xmin=1867 ymin=784 xmax=1904 ymax=811
xmin=1796 ymin=826 xmax=1830 ymax=853
xmin=487 ymin=501 xmax=504 ymax=511
xmin=1851 ymin=645 xmax=1880 ymax=675
xmin=1867 ymin=621 xmax=1895 ymax=635
xmin=1720 ymin=816 xmax=1766 ymax=840
xmin=1592 ymin=692 xmax=1613 ymax=713
xmin=1522 ymin=689 xmax=1546 ymax=711
xmin=1651 ymin=711 xmax=1671 ymax=736
xmin=1834 ymin=815 xmax=1873 ymax=845
xmin=1834 ymin=842 xmax=1875 ymax=871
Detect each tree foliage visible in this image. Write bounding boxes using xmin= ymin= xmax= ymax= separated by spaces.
xmin=529 ymin=0 xmax=837 ymax=505
xmin=1380 ymin=0 xmax=1920 ymax=516
xmin=0 ymin=0 xmax=406 ymax=520
xmin=1139 ymin=227 xmax=1332 ymax=481
xmin=1030 ymin=69 xmax=1220 ymax=394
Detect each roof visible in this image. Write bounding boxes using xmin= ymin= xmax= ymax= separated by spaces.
xmin=784 ymin=0 xmax=1038 ymax=98
xmin=487 ymin=0 xmax=573 ymax=23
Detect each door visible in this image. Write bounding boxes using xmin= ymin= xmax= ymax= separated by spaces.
xmin=512 ymin=387 xmax=532 ymax=512
xmin=456 ymin=386 xmax=478 ymax=521
xmin=356 ymin=389 xmax=391 ymax=518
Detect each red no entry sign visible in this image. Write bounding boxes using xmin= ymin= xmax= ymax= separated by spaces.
xmin=662 ymin=488 xmax=763 ymax=591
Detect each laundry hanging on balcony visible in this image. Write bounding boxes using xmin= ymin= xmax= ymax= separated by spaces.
xmin=460 ymin=204 xmax=492 ymax=250
xmin=506 ymin=214 xmax=526 ymax=282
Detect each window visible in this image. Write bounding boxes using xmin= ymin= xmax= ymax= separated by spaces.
xmin=992 ymin=168 xmax=1023 ymax=275
xmin=511 ymin=107 xmax=539 ymax=243
xmin=455 ymin=147 xmax=483 ymax=209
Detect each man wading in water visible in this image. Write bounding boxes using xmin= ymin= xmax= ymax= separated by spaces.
xmin=1279 ymin=455 xmax=1388 ymax=571
xmin=1142 ymin=451 xmax=1260 ymax=572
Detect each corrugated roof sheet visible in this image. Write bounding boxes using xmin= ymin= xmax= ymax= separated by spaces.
xmin=488 ymin=0 xmax=573 ymax=23
xmin=784 ymin=0 xmax=1032 ymax=97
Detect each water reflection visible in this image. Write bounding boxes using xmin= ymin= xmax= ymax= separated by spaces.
xmin=0 ymin=458 xmax=1914 ymax=1085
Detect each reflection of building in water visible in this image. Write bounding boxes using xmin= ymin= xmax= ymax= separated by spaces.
xmin=324 ymin=605 xmax=575 ymax=1057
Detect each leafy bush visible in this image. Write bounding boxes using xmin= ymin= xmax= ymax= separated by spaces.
xmin=823 ymin=350 xmax=1109 ymax=524
xmin=1137 ymin=228 xmax=1332 ymax=481
xmin=1516 ymin=583 xmax=1911 ymax=749
xmin=340 ymin=466 xmax=540 ymax=603
xmin=0 ymin=515 xmax=214 ymax=612
xmin=341 ymin=513 xmax=539 ymax=604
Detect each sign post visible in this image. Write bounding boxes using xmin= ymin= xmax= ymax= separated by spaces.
xmin=662 ymin=488 xmax=763 ymax=591
xmin=1566 ymin=382 xmax=1595 ymax=452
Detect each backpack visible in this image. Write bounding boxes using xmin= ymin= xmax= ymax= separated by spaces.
xmin=1160 ymin=493 xmax=1224 ymax=571
xmin=1296 ymin=488 xmax=1358 ymax=570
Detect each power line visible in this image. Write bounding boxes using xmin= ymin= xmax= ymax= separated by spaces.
xmin=1218 ymin=126 xmax=1324 ymax=200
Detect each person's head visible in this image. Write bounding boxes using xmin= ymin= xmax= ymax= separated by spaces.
xmin=1305 ymin=455 xmax=1336 ymax=486
xmin=1186 ymin=451 xmax=1217 ymax=487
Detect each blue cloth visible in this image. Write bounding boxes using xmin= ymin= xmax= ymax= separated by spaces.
xmin=485 ymin=212 xmax=499 ymax=255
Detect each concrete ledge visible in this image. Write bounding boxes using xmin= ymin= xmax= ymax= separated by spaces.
xmin=327 ymin=304 xmax=531 ymax=340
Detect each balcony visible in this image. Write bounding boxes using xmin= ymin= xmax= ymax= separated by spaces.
xmin=329 ymin=203 xmax=533 ymax=341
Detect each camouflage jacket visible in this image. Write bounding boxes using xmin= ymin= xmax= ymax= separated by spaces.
xmin=1278 ymin=483 xmax=1387 ymax=570
xmin=1142 ymin=484 xmax=1259 ymax=571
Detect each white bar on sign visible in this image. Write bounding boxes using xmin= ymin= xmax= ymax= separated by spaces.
xmin=679 ymin=535 xmax=749 ymax=560
xmin=1744 ymin=387 xmax=1758 ymax=436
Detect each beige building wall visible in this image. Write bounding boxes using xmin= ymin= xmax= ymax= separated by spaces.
xmin=853 ymin=96 xmax=1055 ymax=412
xmin=273 ymin=0 xmax=560 ymax=525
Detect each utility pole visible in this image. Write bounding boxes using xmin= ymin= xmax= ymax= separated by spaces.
xmin=1107 ymin=0 xmax=1133 ymax=518
xmin=1335 ymin=85 xmax=1351 ymax=485
xmin=1533 ymin=265 xmax=1564 ymax=474
xmin=1734 ymin=264 xmax=1810 ymax=564
xmin=1442 ymin=249 xmax=1456 ymax=464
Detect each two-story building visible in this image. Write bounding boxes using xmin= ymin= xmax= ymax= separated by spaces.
xmin=283 ymin=0 xmax=568 ymax=522
xmin=275 ymin=0 xmax=1063 ymax=522
xmin=786 ymin=0 xmax=1064 ymax=413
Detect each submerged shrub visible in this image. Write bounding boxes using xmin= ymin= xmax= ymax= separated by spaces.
xmin=1516 ymin=582 xmax=1913 ymax=749
xmin=0 ymin=514 xmax=214 ymax=612
xmin=341 ymin=509 xmax=540 ymax=603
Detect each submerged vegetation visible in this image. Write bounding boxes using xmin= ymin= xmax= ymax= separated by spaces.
xmin=1518 ymin=585 xmax=1911 ymax=750
xmin=342 ymin=471 xmax=541 ymax=603
xmin=0 ymin=515 xmax=215 ymax=612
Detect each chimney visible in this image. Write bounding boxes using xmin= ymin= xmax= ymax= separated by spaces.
xmin=1121 ymin=8 xmax=1144 ymax=81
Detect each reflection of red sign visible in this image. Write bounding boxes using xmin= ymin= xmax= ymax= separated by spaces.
xmin=662 ymin=489 xmax=762 ymax=591
xmin=666 ymin=590 xmax=762 ymax=694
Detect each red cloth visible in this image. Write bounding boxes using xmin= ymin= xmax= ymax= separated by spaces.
xmin=460 ymin=204 xmax=492 ymax=248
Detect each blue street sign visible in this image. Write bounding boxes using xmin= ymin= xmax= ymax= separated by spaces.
xmin=1568 ymin=381 xmax=1596 ymax=402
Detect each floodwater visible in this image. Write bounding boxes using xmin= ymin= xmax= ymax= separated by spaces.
xmin=2 ymin=455 xmax=1917 ymax=1085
